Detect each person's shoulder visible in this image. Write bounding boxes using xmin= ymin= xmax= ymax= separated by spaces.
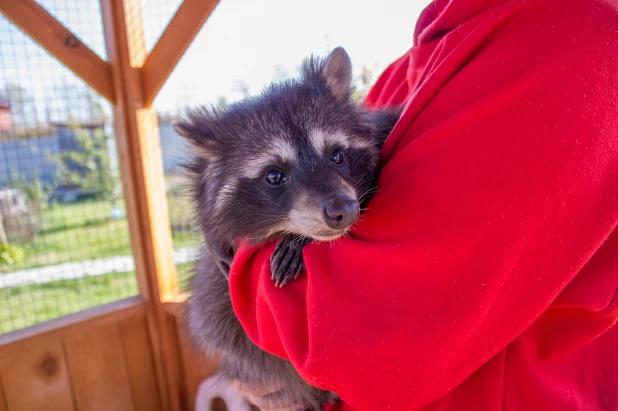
xmin=526 ymin=0 xmax=618 ymax=53
xmin=504 ymin=0 xmax=618 ymax=96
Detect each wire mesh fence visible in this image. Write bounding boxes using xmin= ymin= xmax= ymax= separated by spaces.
xmin=0 ymin=0 xmax=205 ymax=334
xmin=0 ymin=2 xmax=137 ymax=334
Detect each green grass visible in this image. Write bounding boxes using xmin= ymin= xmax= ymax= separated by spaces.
xmin=1 ymin=196 xmax=198 ymax=273
xmin=0 ymin=270 xmax=138 ymax=333
xmin=0 ymin=262 xmax=196 ymax=334
xmin=0 ymin=184 xmax=201 ymax=333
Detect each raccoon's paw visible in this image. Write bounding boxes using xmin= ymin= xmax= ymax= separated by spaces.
xmin=270 ymin=235 xmax=310 ymax=287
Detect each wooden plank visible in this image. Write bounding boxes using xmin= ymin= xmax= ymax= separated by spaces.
xmin=0 ymin=342 xmax=75 ymax=411
xmin=141 ymin=0 xmax=219 ymax=106
xmin=165 ymin=296 xmax=220 ymax=410
xmin=0 ymin=372 xmax=9 ymax=411
xmin=0 ymin=296 xmax=148 ymax=360
xmin=0 ymin=0 xmax=115 ymax=103
xmin=175 ymin=313 xmax=218 ymax=411
xmin=101 ymin=1 xmax=182 ymax=410
xmin=119 ymin=316 xmax=163 ymax=411
xmin=165 ymin=314 xmax=187 ymax=410
xmin=163 ymin=293 xmax=190 ymax=318
xmin=64 ymin=323 xmax=133 ymax=411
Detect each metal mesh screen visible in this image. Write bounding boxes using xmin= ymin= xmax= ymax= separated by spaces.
xmin=141 ymin=0 xmax=183 ymax=52
xmin=0 ymin=4 xmax=137 ymax=334
xmin=35 ymin=0 xmax=107 ymax=59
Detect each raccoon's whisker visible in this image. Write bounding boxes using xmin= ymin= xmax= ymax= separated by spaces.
xmin=353 ymin=169 xmax=369 ymax=186
xmin=359 ymin=185 xmax=379 ymax=197
xmin=358 ymin=187 xmax=379 ymax=203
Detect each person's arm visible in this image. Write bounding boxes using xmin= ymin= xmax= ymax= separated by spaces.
xmin=229 ymin=1 xmax=618 ymax=409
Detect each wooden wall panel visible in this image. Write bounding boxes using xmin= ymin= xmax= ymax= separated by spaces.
xmin=0 ymin=343 xmax=75 ymax=411
xmin=0 ymin=374 xmax=7 ymax=411
xmin=64 ymin=324 xmax=133 ymax=411
xmin=119 ymin=317 xmax=162 ymax=411
xmin=177 ymin=319 xmax=217 ymax=411
xmin=164 ymin=301 xmax=219 ymax=411
xmin=0 ymin=297 xmax=148 ymax=361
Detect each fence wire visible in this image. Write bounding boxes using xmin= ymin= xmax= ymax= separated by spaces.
xmin=0 ymin=4 xmax=136 ymax=333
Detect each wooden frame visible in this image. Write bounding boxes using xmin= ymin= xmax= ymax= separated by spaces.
xmin=142 ymin=0 xmax=218 ymax=106
xmin=0 ymin=297 xmax=148 ymax=360
xmin=0 ymin=1 xmax=220 ymax=410
xmin=0 ymin=0 xmax=115 ymax=103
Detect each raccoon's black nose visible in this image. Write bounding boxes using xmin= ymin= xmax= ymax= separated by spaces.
xmin=322 ymin=195 xmax=359 ymax=230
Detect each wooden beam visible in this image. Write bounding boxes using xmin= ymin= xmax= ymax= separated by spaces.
xmin=0 ymin=372 xmax=7 ymax=411
xmin=163 ymin=292 xmax=190 ymax=318
xmin=0 ymin=296 xmax=148 ymax=359
xmin=0 ymin=0 xmax=115 ymax=103
xmin=100 ymin=1 xmax=182 ymax=410
xmin=141 ymin=0 xmax=219 ymax=107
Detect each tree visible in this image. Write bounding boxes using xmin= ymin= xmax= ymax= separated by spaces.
xmin=9 ymin=173 xmax=50 ymax=215
xmin=52 ymin=124 xmax=117 ymax=200
xmin=352 ymin=66 xmax=374 ymax=103
xmin=216 ymin=96 xmax=229 ymax=110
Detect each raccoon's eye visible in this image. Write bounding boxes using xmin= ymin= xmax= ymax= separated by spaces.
xmin=266 ymin=170 xmax=287 ymax=186
xmin=330 ymin=150 xmax=344 ymax=165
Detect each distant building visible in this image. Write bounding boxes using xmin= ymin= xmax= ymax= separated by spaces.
xmin=0 ymin=97 xmax=12 ymax=131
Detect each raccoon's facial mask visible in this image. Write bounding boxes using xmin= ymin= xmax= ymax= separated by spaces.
xmin=175 ymin=46 xmax=390 ymax=244
xmin=243 ymin=136 xmax=363 ymax=241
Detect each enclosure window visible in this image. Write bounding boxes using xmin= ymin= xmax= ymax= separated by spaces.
xmin=0 ymin=9 xmax=136 ymax=334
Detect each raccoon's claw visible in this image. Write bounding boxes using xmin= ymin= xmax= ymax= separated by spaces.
xmin=270 ymin=235 xmax=311 ymax=287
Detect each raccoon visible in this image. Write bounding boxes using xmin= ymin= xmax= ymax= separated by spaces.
xmin=176 ymin=47 xmax=401 ymax=410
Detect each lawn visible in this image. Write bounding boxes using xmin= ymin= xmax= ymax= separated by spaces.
xmin=0 ymin=262 xmax=195 ymax=334
xmin=1 ymin=194 xmax=198 ymax=273
xmin=0 ymin=188 xmax=200 ymax=334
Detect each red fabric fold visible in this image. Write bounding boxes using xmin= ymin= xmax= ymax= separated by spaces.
xmin=229 ymin=0 xmax=618 ymax=409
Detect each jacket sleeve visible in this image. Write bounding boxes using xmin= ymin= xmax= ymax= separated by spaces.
xmin=228 ymin=1 xmax=618 ymax=409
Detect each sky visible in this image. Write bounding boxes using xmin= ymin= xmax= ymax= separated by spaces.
xmin=0 ymin=0 xmax=429 ymax=120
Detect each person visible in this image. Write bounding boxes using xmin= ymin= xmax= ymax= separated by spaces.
xmin=227 ymin=0 xmax=618 ymax=409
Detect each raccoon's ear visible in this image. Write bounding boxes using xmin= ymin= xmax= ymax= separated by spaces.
xmin=173 ymin=110 xmax=220 ymax=161
xmin=322 ymin=47 xmax=353 ymax=102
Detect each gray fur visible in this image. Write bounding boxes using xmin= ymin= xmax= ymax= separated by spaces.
xmin=179 ymin=47 xmax=402 ymax=410
xmin=188 ymin=253 xmax=337 ymax=410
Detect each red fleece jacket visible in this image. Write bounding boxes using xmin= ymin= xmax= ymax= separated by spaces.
xmin=229 ymin=0 xmax=618 ymax=409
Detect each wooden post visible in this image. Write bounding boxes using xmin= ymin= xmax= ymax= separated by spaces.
xmin=100 ymin=0 xmax=181 ymax=410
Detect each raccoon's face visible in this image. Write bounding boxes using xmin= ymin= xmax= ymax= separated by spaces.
xmin=226 ymin=127 xmax=378 ymax=241
xmin=176 ymin=47 xmax=386 ymax=243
